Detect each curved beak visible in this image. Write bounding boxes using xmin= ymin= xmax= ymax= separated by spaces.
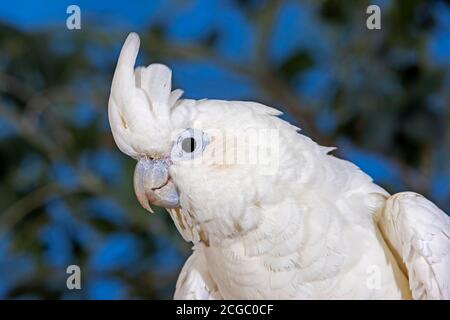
xmin=133 ymin=158 xmax=180 ymax=212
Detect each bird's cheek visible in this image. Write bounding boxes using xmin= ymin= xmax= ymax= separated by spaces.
xmin=168 ymin=165 xmax=179 ymax=182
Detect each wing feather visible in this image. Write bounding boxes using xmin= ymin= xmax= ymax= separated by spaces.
xmin=174 ymin=248 xmax=222 ymax=300
xmin=378 ymin=192 xmax=450 ymax=299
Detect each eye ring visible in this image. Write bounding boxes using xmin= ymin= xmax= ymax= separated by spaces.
xmin=172 ymin=128 xmax=209 ymax=161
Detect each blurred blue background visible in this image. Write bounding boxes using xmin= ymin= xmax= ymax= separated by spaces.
xmin=0 ymin=0 xmax=449 ymax=299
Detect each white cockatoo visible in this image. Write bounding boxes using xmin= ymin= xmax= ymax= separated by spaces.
xmin=108 ymin=33 xmax=450 ymax=300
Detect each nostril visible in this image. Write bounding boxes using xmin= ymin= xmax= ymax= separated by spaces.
xmin=139 ymin=154 xmax=154 ymax=161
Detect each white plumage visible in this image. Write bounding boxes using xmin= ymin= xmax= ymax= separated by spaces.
xmin=378 ymin=192 xmax=450 ymax=299
xmin=109 ymin=33 xmax=450 ymax=300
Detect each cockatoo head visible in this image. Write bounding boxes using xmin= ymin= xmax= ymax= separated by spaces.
xmin=109 ymin=33 xmax=318 ymax=244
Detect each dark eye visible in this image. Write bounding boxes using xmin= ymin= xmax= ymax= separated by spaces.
xmin=181 ymin=137 xmax=196 ymax=153
xmin=172 ymin=128 xmax=209 ymax=161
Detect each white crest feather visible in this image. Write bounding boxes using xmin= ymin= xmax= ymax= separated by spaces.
xmin=108 ymin=33 xmax=183 ymax=157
